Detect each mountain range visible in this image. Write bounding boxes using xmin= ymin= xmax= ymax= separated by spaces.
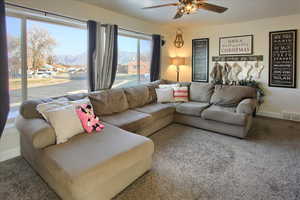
xmin=54 ymin=51 xmax=151 ymax=66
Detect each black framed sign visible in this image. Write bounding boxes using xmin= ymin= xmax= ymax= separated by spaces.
xmin=219 ymin=35 xmax=253 ymax=55
xmin=269 ymin=30 xmax=297 ymax=88
xmin=192 ymin=38 xmax=209 ymax=82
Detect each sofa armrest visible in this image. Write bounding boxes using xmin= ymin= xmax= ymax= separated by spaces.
xmin=15 ymin=115 xmax=56 ymax=149
xmin=236 ymin=98 xmax=257 ymax=115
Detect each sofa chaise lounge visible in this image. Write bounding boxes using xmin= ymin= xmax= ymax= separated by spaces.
xmin=16 ymin=80 xmax=258 ymax=200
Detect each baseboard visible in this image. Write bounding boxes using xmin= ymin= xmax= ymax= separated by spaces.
xmin=0 ymin=147 xmax=20 ymax=162
xmin=257 ymin=111 xmax=282 ymax=119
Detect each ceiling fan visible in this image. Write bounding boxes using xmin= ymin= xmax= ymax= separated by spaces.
xmin=142 ymin=0 xmax=228 ymax=19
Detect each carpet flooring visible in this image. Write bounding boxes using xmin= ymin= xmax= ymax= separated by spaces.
xmin=1 ymin=116 xmax=300 ymax=200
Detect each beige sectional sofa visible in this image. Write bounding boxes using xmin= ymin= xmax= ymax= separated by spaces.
xmin=15 ymin=80 xmax=258 ymax=200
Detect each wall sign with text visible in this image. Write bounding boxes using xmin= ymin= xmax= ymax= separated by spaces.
xmin=192 ymin=38 xmax=209 ymax=82
xmin=219 ymin=35 xmax=253 ymax=55
xmin=269 ymin=30 xmax=297 ymax=88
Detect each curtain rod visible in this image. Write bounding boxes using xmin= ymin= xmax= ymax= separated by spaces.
xmin=5 ymin=2 xmax=154 ymax=37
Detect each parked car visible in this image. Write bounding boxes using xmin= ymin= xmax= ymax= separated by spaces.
xmin=34 ymin=71 xmax=51 ymax=78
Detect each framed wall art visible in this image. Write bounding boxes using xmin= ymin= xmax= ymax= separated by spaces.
xmin=219 ymin=35 xmax=253 ymax=55
xmin=269 ymin=30 xmax=297 ymax=88
xmin=192 ymin=38 xmax=209 ymax=82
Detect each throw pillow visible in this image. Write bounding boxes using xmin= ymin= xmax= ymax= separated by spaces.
xmin=37 ymin=98 xmax=90 ymax=121
xmin=210 ymin=85 xmax=257 ymax=107
xmin=173 ymin=86 xmax=189 ymax=102
xmin=36 ymin=98 xmax=70 ymax=121
xmin=155 ymin=88 xmax=174 ymax=103
xmin=159 ymin=84 xmax=180 ymax=88
xmin=44 ymin=104 xmax=85 ymax=144
xmin=76 ymin=103 xmax=105 ymax=133
xmin=190 ymin=82 xmax=215 ymax=103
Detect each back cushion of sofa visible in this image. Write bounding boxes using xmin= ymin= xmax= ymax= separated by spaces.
xmin=20 ymin=92 xmax=89 ymax=119
xmin=124 ymin=85 xmax=150 ymax=108
xmin=146 ymin=85 xmax=157 ymax=104
xmin=190 ymin=82 xmax=215 ymax=102
xmin=20 ymin=97 xmax=69 ymax=119
xmin=147 ymin=80 xmax=166 ymax=88
xmin=89 ymin=88 xmax=129 ymax=116
xmin=210 ymin=85 xmax=257 ymax=107
xmin=143 ymin=80 xmax=167 ymax=103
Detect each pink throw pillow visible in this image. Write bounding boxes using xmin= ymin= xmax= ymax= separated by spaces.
xmin=173 ymin=86 xmax=189 ymax=102
xmin=75 ymin=104 xmax=104 ymax=133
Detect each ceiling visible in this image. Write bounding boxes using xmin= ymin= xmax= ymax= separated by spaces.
xmin=74 ymin=0 xmax=300 ymax=27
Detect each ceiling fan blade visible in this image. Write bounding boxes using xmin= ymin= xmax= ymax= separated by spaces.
xmin=197 ymin=2 xmax=228 ymax=13
xmin=173 ymin=10 xmax=183 ymax=19
xmin=142 ymin=3 xmax=178 ymax=9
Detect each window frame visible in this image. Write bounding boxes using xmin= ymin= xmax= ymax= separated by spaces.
xmin=117 ymin=30 xmax=152 ymax=86
xmin=6 ymin=8 xmax=87 ymax=117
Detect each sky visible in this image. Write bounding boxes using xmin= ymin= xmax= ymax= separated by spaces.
xmin=6 ymin=16 xmax=151 ymax=55
xmin=6 ymin=16 xmax=86 ymax=55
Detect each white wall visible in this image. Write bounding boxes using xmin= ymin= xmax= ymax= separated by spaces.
xmin=162 ymin=14 xmax=300 ymax=119
xmin=7 ymin=0 xmax=169 ymax=34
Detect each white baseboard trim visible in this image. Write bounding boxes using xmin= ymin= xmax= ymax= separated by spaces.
xmin=257 ymin=111 xmax=282 ymax=119
xmin=0 ymin=147 xmax=20 ymax=162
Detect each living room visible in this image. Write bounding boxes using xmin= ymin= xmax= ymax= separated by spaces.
xmin=0 ymin=0 xmax=300 ymax=200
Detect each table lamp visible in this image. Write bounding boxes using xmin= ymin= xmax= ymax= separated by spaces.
xmin=170 ymin=57 xmax=185 ymax=82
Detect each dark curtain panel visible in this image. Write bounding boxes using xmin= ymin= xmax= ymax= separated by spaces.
xmin=150 ymin=34 xmax=162 ymax=81
xmin=0 ymin=1 xmax=9 ymax=138
xmin=87 ymin=20 xmax=97 ymax=91
xmin=109 ymin=25 xmax=118 ymax=88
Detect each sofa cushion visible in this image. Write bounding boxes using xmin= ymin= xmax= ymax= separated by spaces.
xmin=20 ymin=94 xmax=88 ymax=119
xmin=179 ymin=82 xmax=191 ymax=87
xmin=201 ymin=105 xmax=248 ymax=126
xmin=124 ymin=86 xmax=149 ymax=109
xmin=236 ymin=98 xmax=257 ymax=114
xmin=190 ymin=82 xmax=215 ymax=102
xmin=20 ymin=97 xmax=66 ymax=119
xmin=176 ymin=102 xmax=210 ymax=117
xmin=134 ymin=103 xmax=175 ymax=119
xmin=15 ymin=116 xmax=56 ymax=149
xmin=100 ymin=110 xmax=152 ymax=132
xmin=89 ymin=88 xmax=129 ymax=116
xmin=145 ymin=85 xmax=157 ymax=104
xmin=155 ymin=88 xmax=174 ymax=103
xmin=66 ymin=93 xmax=88 ymax=101
xmin=36 ymin=98 xmax=89 ymax=121
xmin=43 ymin=122 xmax=154 ymax=197
xmin=145 ymin=80 xmax=165 ymax=88
xmin=210 ymin=85 xmax=257 ymax=107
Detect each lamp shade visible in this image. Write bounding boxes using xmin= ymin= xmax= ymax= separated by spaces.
xmin=170 ymin=57 xmax=185 ymax=66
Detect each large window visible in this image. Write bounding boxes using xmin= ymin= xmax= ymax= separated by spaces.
xmin=114 ymin=34 xmax=152 ymax=88
xmin=7 ymin=16 xmax=22 ymax=118
xmin=6 ymin=14 xmax=87 ymax=117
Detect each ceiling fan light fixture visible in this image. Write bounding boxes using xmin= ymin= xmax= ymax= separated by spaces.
xmin=188 ymin=4 xmax=197 ymax=14
xmin=142 ymin=0 xmax=228 ymax=20
xmin=177 ymin=1 xmax=198 ymax=15
xmin=179 ymin=6 xmax=185 ymax=13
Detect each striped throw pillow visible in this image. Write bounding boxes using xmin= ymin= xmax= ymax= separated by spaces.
xmin=173 ymin=86 xmax=189 ymax=102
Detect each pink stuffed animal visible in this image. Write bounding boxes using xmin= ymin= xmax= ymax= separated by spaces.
xmin=76 ymin=104 xmax=104 ymax=133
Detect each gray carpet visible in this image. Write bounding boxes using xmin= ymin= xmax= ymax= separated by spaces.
xmin=1 ymin=117 xmax=300 ymax=200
